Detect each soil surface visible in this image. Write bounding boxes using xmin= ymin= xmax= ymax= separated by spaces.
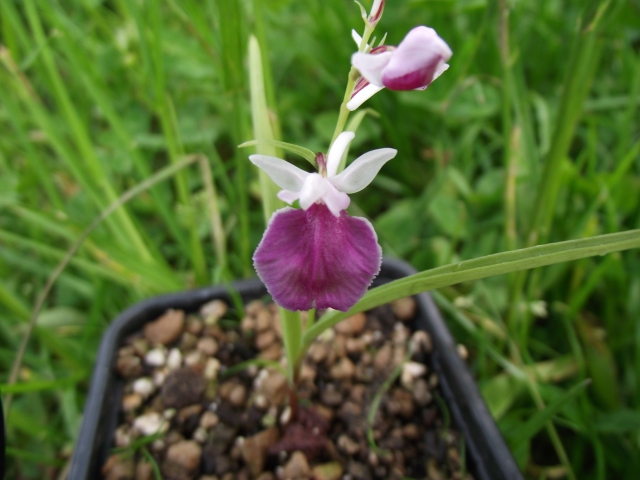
xmin=104 ymin=296 xmax=473 ymax=480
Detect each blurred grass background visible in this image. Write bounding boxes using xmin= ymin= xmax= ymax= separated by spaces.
xmin=0 ymin=0 xmax=639 ymax=478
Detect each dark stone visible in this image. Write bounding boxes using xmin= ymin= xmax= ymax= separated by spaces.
xmin=161 ymin=368 xmax=206 ymax=409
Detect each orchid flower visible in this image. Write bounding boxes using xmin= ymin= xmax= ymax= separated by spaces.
xmin=250 ymin=132 xmax=397 ymax=312
xmin=348 ymin=26 xmax=452 ymax=110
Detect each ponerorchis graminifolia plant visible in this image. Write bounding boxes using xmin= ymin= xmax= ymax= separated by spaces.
xmin=244 ymin=1 xmax=452 ymax=402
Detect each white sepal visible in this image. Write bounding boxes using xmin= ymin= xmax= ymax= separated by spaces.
xmin=347 ymin=83 xmax=384 ymax=111
xmin=330 ymin=148 xmax=397 ymax=194
xmin=326 ymin=131 xmax=355 ymax=177
xmin=277 ymin=190 xmax=300 ymax=204
xmin=249 ymin=155 xmax=309 ymax=193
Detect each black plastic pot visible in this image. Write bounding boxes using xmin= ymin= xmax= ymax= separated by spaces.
xmin=69 ymin=258 xmax=522 ymax=480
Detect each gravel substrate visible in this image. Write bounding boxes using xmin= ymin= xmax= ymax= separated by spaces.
xmin=103 ymin=296 xmax=473 ymax=480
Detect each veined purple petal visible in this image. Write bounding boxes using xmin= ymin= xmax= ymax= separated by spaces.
xmin=253 ymin=205 xmax=382 ymax=312
xmin=381 ymin=26 xmax=452 ymax=91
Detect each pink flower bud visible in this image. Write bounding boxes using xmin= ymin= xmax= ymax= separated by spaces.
xmin=348 ymin=26 xmax=452 ymax=110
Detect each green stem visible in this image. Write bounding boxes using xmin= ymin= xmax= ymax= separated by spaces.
xmin=330 ymin=24 xmax=376 ymax=145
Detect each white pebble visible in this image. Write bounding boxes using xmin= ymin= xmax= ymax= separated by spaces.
xmin=145 ymin=348 xmax=166 ymax=367
xmin=133 ymin=412 xmax=168 ymax=436
xmin=401 ymin=361 xmax=427 ymax=389
xmin=279 ymin=406 xmax=292 ymax=425
xmin=132 ymin=377 xmax=155 ymax=399
xmin=166 ymin=348 xmax=182 ymax=370
xmin=203 ymin=358 xmax=221 ymax=380
xmin=184 ymin=350 xmax=203 ymax=367
xmin=153 ymin=368 xmax=167 ymax=387
xmin=193 ymin=427 xmax=208 ymax=443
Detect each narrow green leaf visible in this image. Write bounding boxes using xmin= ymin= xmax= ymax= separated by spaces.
xmin=304 ymin=229 xmax=640 ymax=346
xmin=238 ymin=139 xmax=317 ymax=165
xmin=509 ymin=380 xmax=591 ymax=448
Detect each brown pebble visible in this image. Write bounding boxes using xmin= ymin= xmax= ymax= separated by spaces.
xmin=131 ymin=337 xmax=149 ymax=357
xmin=257 ymin=370 xmax=288 ymax=407
xmin=339 ymin=401 xmax=362 ymax=418
xmin=279 ymin=451 xmax=310 ymax=479
xmin=165 ymin=440 xmax=202 ymax=474
xmin=178 ymin=404 xmax=203 ymax=422
xmin=345 ymin=336 xmax=365 ymax=354
xmin=403 ymin=424 xmax=420 ymax=440
xmin=197 ymin=337 xmax=219 ymax=356
xmin=409 ymin=330 xmax=433 ymax=356
xmin=330 ymin=357 xmax=355 ymax=380
xmin=245 ymin=300 xmax=264 ymax=317
xmin=392 ymin=296 xmax=417 ymax=320
xmin=256 ymin=330 xmax=277 ymax=350
xmin=200 ymin=411 xmax=219 ymax=429
xmin=308 ymin=341 xmax=330 ymax=364
xmin=135 ymin=460 xmax=153 ymax=480
xmin=116 ymin=355 xmax=142 ymax=379
xmin=143 ymin=309 xmax=185 ymax=346
xmin=413 ymin=378 xmax=433 ymax=406
xmin=102 ymin=454 xmax=134 ymax=480
xmin=241 ymin=426 xmax=280 ymax=476
xmin=256 ymin=473 xmax=276 ymax=480
xmin=334 ymin=312 xmax=366 ymax=336
xmin=200 ymin=299 xmax=228 ymax=324
xmin=241 ymin=316 xmax=256 ymax=332
xmin=255 ymin=309 xmax=272 ymax=332
xmin=122 ymin=393 xmax=143 ymax=413
xmin=299 ymin=363 xmax=317 ymax=384
xmin=186 ymin=316 xmax=204 ymax=335
xmin=180 ymin=332 xmax=199 ymax=351
xmin=374 ymin=343 xmax=392 ymax=373
xmin=229 ymin=384 xmax=247 ymax=407
xmin=311 ymin=461 xmax=343 ymax=480
xmin=320 ymin=384 xmax=343 ymax=407
xmin=386 ymin=388 xmax=415 ymax=418
xmin=349 ymin=384 xmax=366 ymax=404
xmin=258 ymin=343 xmax=282 ymax=361
xmin=311 ymin=404 xmax=334 ymax=424
xmin=337 ymin=434 xmax=360 ymax=455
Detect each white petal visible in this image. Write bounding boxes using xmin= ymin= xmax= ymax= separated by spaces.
xmin=433 ymin=62 xmax=450 ymax=81
xmin=352 ymin=29 xmax=363 ymax=46
xmin=322 ymin=184 xmax=351 ymax=217
xmin=347 ymin=83 xmax=385 ymax=111
xmin=330 ymin=148 xmax=397 ymax=194
xmin=326 ymin=131 xmax=355 ymax=177
xmin=249 ymin=155 xmax=309 ymax=192
xmin=277 ymin=190 xmax=300 ymax=204
xmin=299 ymin=174 xmax=331 ymax=210
xmin=369 ymin=0 xmax=384 ymax=18
xmin=351 ymin=51 xmax=393 ymax=87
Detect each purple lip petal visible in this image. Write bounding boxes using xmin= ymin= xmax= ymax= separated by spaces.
xmin=381 ymin=26 xmax=452 ymax=91
xmin=253 ymin=204 xmax=382 ymax=312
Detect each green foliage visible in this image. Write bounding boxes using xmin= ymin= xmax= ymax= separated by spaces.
xmin=0 ymin=0 xmax=639 ymax=479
